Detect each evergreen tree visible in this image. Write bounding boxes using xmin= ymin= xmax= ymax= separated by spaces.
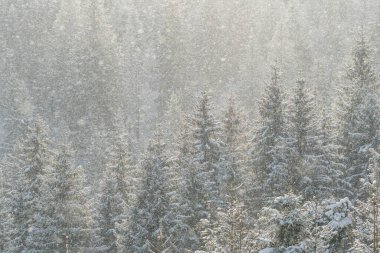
xmin=303 ymin=104 xmax=346 ymax=200
xmin=337 ymin=35 xmax=379 ymax=199
xmin=252 ymin=65 xmax=287 ymax=199
xmin=94 ymin=169 xmax=126 ymax=253
xmin=350 ymin=148 xmax=380 ymax=252
xmin=0 ymin=157 xmax=10 ymax=251
xmin=285 ymin=79 xmax=318 ymax=195
xmin=108 ymin=133 xmax=138 ymax=205
xmin=95 ymin=133 xmax=137 ymax=253
xmin=42 ymin=141 xmax=90 ymax=252
xmin=5 ymin=167 xmax=30 ymax=253
xmin=191 ymin=92 xmax=224 ymax=226
xmin=205 ymin=97 xmax=251 ymax=253
xmin=197 ymin=212 xmax=223 ymax=252
xmin=204 ymin=200 xmax=250 ymax=253
xmin=221 ymin=96 xmax=250 ymax=201
xmin=127 ymin=134 xmax=171 ymax=252
xmin=163 ymin=92 xmax=183 ymax=149
xmin=318 ymin=198 xmax=354 ymax=253
xmin=289 ymin=79 xmax=316 ymax=158
xmin=164 ymin=117 xmax=201 ymax=252
xmin=255 ymin=194 xmax=313 ymax=253
xmin=6 ymin=116 xmax=53 ymax=252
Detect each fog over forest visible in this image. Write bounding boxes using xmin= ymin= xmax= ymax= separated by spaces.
xmin=0 ymin=0 xmax=379 ymax=252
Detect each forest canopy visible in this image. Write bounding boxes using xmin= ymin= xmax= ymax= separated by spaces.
xmin=0 ymin=0 xmax=379 ymax=252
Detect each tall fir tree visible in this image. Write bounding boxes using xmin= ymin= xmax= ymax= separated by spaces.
xmin=350 ymin=148 xmax=380 ymax=252
xmin=164 ymin=117 xmax=201 ymax=252
xmin=206 ymin=96 xmax=251 ymax=252
xmin=163 ymin=92 xmax=183 ymax=151
xmin=36 ymin=140 xmax=91 ymax=252
xmin=107 ymin=133 xmax=138 ymax=205
xmin=221 ymin=96 xmax=250 ymax=200
xmin=317 ymin=198 xmax=354 ymax=253
xmin=304 ymin=103 xmax=346 ymax=200
xmin=284 ymin=79 xmax=318 ymax=195
xmin=126 ymin=133 xmax=172 ymax=252
xmin=251 ymin=65 xmax=287 ymax=200
xmin=191 ymin=92 xmax=224 ymax=223
xmin=6 ymin=116 xmax=53 ymax=252
xmin=289 ymin=79 xmax=316 ymax=158
xmin=94 ymin=133 xmax=137 ymax=253
xmin=255 ymin=193 xmax=313 ymax=252
xmin=337 ymin=35 xmax=379 ymax=199
xmin=0 ymin=156 xmax=13 ymax=252
xmin=94 ymin=168 xmax=126 ymax=253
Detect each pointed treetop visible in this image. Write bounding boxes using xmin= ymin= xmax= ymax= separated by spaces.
xmin=270 ymin=64 xmax=281 ymax=86
xmin=347 ymin=33 xmax=377 ymax=89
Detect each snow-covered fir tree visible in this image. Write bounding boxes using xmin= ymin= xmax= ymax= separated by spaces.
xmin=197 ymin=211 xmax=223 ymax=252
xmin=303 ymin=102 xmax=346 ymax=200
xmin=164 ymin=117 xmax=201 ymax=252
xmin=196 ymin=192 xmax=250 ymax=252
xmin=94 ymin=132 xmax=139 ymax=252
xmin=126 ymin=133 xmax=172 ymax=252
xmin=25 ymin=137 xmax=91 ymax=252
xmin=289 ymin=79 xmax=316 ymax=158
xmin=201 ymin=96 xmax=252 ymax=252
xmin=285 ymin=79 xmax=319 ymax=195
xmin=337 ymin=35 xmax=379 ymax=199
xmin=94 ymin=168 xmax=126 ymax=252
xmin=44 ymin=140 xmax=91 ymax=252
xmin=251 ymin=65 xmax=287 ymax=199
xmin=0 ymin=157 xmax=10 ymax=252
xmin=201 ymin=199 xmax=250 ymax=253
xmin=107 ymin=133 xmax=138 ymax=206
xmin=6 ymin=116 xmax=53 ymax=252
xmin=191 ymin=92 xmax=224 ymax=228
xmin=255 ymin=193 xmax=313 ymax=253
xmin=4 ymin=163 xmax=31 ymax=253
xmin=163 ymin=91 xmax=183 ymax=148
xmin=350 ymin=148 xmax=380 ymax=252
xmin=221 ymin=96 xmax=250 ymax=201
xmin=317 ymin=198 xmax=354 ymax=253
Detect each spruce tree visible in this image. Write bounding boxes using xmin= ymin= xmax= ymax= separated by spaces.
xmin=94 ymin=169 xmax=126 ymax=253
xmin=350 ymin=148 xmax=380 ymax=252
xmin=201 ymin=199 xmax=250 ymax=253
xmin=191 ymin=92 xmax=224 ymax=224
xmin=95 ymin=133 xmax=137 ymax=252
xmin=6 ymin=116 xmax=53 ymax=252
xmin=107 ymin=133 xmax=137 ymax=205
xmin=252 ymin=65 xmax=287 ymax=199
xmin=41 ymin=141 xmax=90 ymax=252
xmin=164 ymin=117 xmax=201 ymax=252
xmin=221 ymin=96 xmax=250 ymax=201
xmin=127 ymin=134 xmax=171 ymax=252
xmin=208 ymin=97 xmax=251 ymax=253
xmin=163 ymin=92 xmax=183 ymax=148
xmin=197 ymin=212 xmax=223 ymax=252
xmin=337 ymin=35 xmax=379 ymax=199
xmin=305 ymin=108 xmax=345 ymax=200
xmin=289 ymin=79 xmax=316 ymax=158
xmin=284 ymin=79 xmax=317 ymax=195
xmin=256 ymin=194 xmax=313 ymax=252
xmin=318 ymin=198 xmax=354 ymax=253
xmin=0 ymin=157 xmax=10 ymax=251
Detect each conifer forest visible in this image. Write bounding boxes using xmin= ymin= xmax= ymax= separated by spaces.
xmin=1 ymin=0 xmax=380 ymax=252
